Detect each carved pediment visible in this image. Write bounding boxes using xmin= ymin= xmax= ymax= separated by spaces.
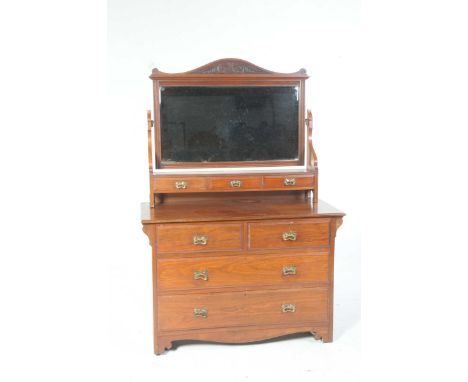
xmin=191 ymin=59 xmax=273 ymax=74
xmin=150 ymin=58 xmax=308 ymax=79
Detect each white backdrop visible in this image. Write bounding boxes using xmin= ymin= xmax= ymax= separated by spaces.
xmin=106 ymin=1 xmax=361 ymax=380
xmin=2 ymin=0 xmax=467 ymax=381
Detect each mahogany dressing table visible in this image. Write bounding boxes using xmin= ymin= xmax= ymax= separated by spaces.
xmin=141 ymin=59 xmax=344 ymax=354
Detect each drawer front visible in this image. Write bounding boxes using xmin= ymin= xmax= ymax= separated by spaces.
xmin=157 ymin=223 xmax=243 ymax=253
xmin=263 ymin=175 xmax=314 ymax=189
xmin=158 ymin=287 xmax=328 ymax=331
xmin=207 ymin=176 xmax=262 ymax=191
xmin=158 ymin=252 xmax=329 ymax=290
xmin=248 ymin=220 xmax=329 ymax=249
xmin=153 ymin=177 xmax=206 ymax=192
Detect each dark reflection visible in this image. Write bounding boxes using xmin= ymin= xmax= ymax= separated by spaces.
xmin=160 ymin=86 xmax=299 ymax=163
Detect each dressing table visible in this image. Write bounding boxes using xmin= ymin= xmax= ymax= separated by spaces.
xmin=141 ymin=59 xmax=344 ymax=354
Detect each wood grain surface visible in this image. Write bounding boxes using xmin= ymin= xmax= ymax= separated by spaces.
xmin=158 ymin=287 xmax=328 ymax=331
xmin=157 ymin=252 xmax=329 ymax=290
xmin=141 ymin=195 xmax=344 ymax=224
xmin=248 ymin=219 xmax=330 ymax=249
xmin=156 ymin=223 xmax=243 ymax=253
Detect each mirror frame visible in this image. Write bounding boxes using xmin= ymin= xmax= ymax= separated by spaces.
xmin=150 ymin=59 xmax=308 ymax=169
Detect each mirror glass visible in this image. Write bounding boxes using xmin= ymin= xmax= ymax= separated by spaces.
xmin=160 ymin=86 xmax=299 ymax=163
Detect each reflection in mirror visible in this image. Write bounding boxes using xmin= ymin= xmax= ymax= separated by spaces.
xmin=160 ymin=86 xmax=299 ymax=163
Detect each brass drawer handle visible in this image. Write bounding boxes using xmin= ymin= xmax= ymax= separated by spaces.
xmin=281 ymin=304 xmax=296 ymax=313
xmin=193 ymin=269 xmax=208 ymax=281
xmin=282 ymin=231 xmax=297 ymax=241
xmin=194 ymin=308 xmax=208 ymax=318
xmin=193 ymin=234 xmax=208 ymax=245
xmin=284 ymin=178 xmax=296 ymax=186
xmin=175 ymin=181 xmax=187 ymax=189
xmin=230 ymin=180 xmax=242 ymax=188
xmin=282 ymin=265 xmax=297 ymax=276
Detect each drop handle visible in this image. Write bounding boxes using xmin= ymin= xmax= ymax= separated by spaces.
xmin=230 ymin=180 xmax=242 ymax=188
xmin=193 ymin=235 xmax=208 ymax=245
xmin=193 ymin=270 xmax=208 ymax=281
xmin=175 ymin=181 xmax=188 ymax=189
xmin=282 ymin=231 xmax=297 ymax=241
xmin=281 ymin=304 xmax=296 ymax=313
xmin=194 ymin=308 xmax=208 ymax=318
xmin=282 ymin=265 xmax=297 ymax=276
xmin=284 ymin=178 xmax=296 ymax=186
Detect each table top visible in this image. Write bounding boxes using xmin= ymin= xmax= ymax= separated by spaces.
xmin=141 ymin=194 xmax=344 ymax=224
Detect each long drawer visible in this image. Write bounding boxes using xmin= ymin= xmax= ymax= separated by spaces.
xmin=158 ymin=287 xmax=328 ymax=331
xmin=156 ymin=223 xmax=243 ymax=253
xmin=248 ymin=219 xmax=330 ymax=249
xmin=157 ymin=252 xmax=329 ymax=290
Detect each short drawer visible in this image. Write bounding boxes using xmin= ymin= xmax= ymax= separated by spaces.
xmin=248 ymin=219 xmax=329 ymax=249
xmin=263 ymin=175 xmax=314 ymax=189
xmin=207 ymin=176 xmax=262 ymax=191
xmin=153 ymin=177 xmax=206 ymax=192
xmin=158 ymin=287 xmax=328 ymax=331
xmin=156 ymin=223 xmax=243 ymax=253
xmin=158 ymin=252 xmax=329 ymax=290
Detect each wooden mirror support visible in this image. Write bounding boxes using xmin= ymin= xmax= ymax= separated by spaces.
xmin=146 ymin=58 xmax=318 ymax=206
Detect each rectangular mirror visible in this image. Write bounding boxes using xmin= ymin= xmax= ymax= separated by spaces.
xmin=159 ymin=86 xmax=300 ymax=165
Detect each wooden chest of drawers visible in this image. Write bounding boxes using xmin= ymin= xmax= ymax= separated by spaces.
xmin=142 ymin=194 xmax=344 ymax=354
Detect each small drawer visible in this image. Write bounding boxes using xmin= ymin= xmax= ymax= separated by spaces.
xmin=156 ymin=223 xmax=243 ymax=253
xmin=207 ymin=176 xmax=262 ymax=191
xmin=158 ymin=252 xmax=329 ymax=290
xmin=153 ymin=177 xmax=206 ymax=192
xmin=248 ymin=219 xmax=329 ymax=250
xmin=263 ymin=175 xmax=314 ymax=189
xmin=158 ymin=287 xmax=328 ymax=331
